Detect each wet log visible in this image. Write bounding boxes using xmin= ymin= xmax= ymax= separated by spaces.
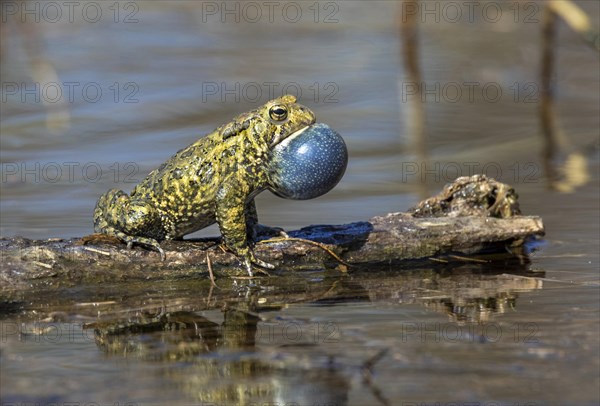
xmin=0 ymin=175 xmax=544 ymax=291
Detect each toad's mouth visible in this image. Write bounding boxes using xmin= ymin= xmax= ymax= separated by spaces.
xmin=270 ymin=125 xmax=310 ymax=147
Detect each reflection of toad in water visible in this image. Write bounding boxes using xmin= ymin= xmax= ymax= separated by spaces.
xmin=85 ymin=255 xmax=543 ymax=403
xmin=89 ymin=301 xmax=350 ymax=405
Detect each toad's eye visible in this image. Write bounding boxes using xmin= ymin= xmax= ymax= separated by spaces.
xmin=269 ymin=105 xmax=288 ymax=121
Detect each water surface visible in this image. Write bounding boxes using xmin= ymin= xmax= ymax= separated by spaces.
xmin=1 ymin=1 xmax=599 ymax=405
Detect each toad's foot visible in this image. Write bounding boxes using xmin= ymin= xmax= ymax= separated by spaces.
xmin=251 ymin=224 xmax=289 ymax=240
xmin=241 ymin=252 xmax=275 ymax=277
xmin=124 ymin=236 xmax=166 ymax=261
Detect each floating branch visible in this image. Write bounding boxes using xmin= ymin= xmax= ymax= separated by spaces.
xmin=0 ymin=175 xmax=544 ymax=291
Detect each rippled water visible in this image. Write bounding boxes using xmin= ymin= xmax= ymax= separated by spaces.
xmin=1 ymin=1 xmax=599 ymax=405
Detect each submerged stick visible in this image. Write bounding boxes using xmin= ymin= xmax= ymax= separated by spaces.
xmin=539 ymin=1 xmax=598 ymax=191
xmin=548 ymin=0 xmax=600 ymax=51
xmin=399 ymin=0 xmax=429 ymax=200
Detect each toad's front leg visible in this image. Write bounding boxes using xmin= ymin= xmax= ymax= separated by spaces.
xmin=215 ymin=182 xmax=275 ymax=277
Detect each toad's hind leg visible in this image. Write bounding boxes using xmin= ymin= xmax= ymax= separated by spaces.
xmin=93 ymin=189 xmax=166 ymax=260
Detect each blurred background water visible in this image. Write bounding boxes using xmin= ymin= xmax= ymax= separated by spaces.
xmin=1 ymin=1 xmax=599 ymax=405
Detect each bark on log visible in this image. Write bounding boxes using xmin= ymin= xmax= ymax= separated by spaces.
xmin=0 ymin=175 xmax=544 ymax=291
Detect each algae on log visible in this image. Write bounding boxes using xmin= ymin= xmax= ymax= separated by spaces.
xmin=0 ymin=175 xmax=544 ymax=290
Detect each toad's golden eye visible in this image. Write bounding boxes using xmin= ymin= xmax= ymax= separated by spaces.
xmin=269 ymin=105 xmax=288 ymax=121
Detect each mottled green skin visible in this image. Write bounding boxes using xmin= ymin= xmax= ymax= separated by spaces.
xmin=94 ymin=95 xmax=316 ymax=275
